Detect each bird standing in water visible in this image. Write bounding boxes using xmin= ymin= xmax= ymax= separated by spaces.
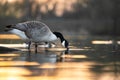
xmin=5 ymin=21 xmax=69 ymax=52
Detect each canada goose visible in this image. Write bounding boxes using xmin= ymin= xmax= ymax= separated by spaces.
xmin=5 ymin=21 xmax=69 ymax=52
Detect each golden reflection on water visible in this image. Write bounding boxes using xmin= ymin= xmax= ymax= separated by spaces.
xmin=61 ymin=54 xmax=87 ymax=58
xmin=0 ymin=53 xmax=20 ymax=61
xmin=0 ymin=53 xmax=19 ymax=57
xmin=0 ymin=67 xmax=32 ymax=76
xmin=0 ymin=61 xmax=95 ymax=80
xmin=48 ymin=47 xmax=93 ymax=51
xmin=97 ymin=73 xmax=119 ymax=80
xmin=0 ymin=61 xmax=40 ymax=66
xmin=92 ymin=40 xmax=113 ymax=44
xmin=0 ymin=44 xmax=26 ymax=48
xmin=0 ymin=34 xmax=20 ymax=39
xmin=38 ymin=62 xmax=95 ymax=69
xmin=0 ymin=58 xmax=13 ymax=61
xmin=0 ymin=43 xmax=118 ymax=80
xmin=0 ymin=61 xmax=117 ymax=80
xmin=117 ymin=41 xmax=120 ymax=45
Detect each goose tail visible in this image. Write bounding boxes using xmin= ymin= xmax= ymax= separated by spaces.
xmin=4 ymin=25 xmax=14 ymax=32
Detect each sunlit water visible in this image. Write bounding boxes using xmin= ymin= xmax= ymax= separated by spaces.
xmin=0 ymin=35 xmax=120 ymax=80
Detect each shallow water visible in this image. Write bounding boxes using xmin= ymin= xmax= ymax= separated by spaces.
xmin=0 ymin=35 xmax=120 ymax=80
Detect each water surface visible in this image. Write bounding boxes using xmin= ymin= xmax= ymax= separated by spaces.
xmin=0 ymin=35 xmax=120 ymax=80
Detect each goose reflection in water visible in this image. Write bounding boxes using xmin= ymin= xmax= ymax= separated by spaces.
xmin=25 ymin=49 xmax=70 ymax=63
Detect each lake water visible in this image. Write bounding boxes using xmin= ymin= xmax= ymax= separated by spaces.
xmin=0 ymin=35 xmax=120 ymax=80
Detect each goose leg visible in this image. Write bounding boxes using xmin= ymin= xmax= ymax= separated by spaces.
xmin=28 ymin=41 xmax=31 ymax=52
xmin=44 ymin=42 xmax=48 ymax=51
xmin=45 ymin=42 xmax=53 ymax=48
xmin=35 ymin=43 xmax=38 ymax=53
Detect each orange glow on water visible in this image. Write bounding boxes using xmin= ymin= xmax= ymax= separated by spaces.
xmin=0 ymin=34 xmax=20 ymax=39
xmin=0 ymin=44 xmax=26 ymax=48
xmin=0 ymin=33 xmax=118 ymax=80
xmin=61 ymin=55 xmax=87 ymax=58
xmin=0 ymin=61 xmax=96 ymax=80
xmin=0 ymin=61 xmax=40 ymax=67
xmin=117 ymin=41 xmax=120 ymax=44
xmin=0 ymin=53 xmax=19 ymax=57
xmin=0 ymin=60 xmax=117 ymax=80
xmin=39 ymin=62 xmax=95 ymax=69
xmin=0 ymin=67 xmax=32 ymax=76
xmin=92 ymin=40 xmax=113 ymax=44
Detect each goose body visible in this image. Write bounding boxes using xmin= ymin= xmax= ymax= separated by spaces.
xmin=5 ymin=21 xmax=69 ymax=52
xmin=9 ymin=21 xmax=57 ymax=42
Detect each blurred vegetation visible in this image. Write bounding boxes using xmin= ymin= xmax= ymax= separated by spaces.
xmin=0 ymin=0 xmax=120 ymax=35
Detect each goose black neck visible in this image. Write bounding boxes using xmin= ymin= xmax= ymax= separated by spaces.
xmin=53 ymin=32 xmax=65 ymax=42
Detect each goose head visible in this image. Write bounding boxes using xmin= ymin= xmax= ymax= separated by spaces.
xmin=53 ymin=32 xmax=69 ymax=49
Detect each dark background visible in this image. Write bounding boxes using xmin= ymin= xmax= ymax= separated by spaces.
xmin=0 ymin=0 xmax=120 ymax=36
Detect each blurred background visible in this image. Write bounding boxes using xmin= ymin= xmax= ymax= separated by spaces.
xmin=0 ymin=1 xmax=119 ymax=80
xmin=0 ymin=0 xmax=120 ymax=36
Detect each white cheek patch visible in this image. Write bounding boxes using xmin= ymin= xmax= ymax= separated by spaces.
xmin=62 ymin=40 xmax=65 ymax=47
